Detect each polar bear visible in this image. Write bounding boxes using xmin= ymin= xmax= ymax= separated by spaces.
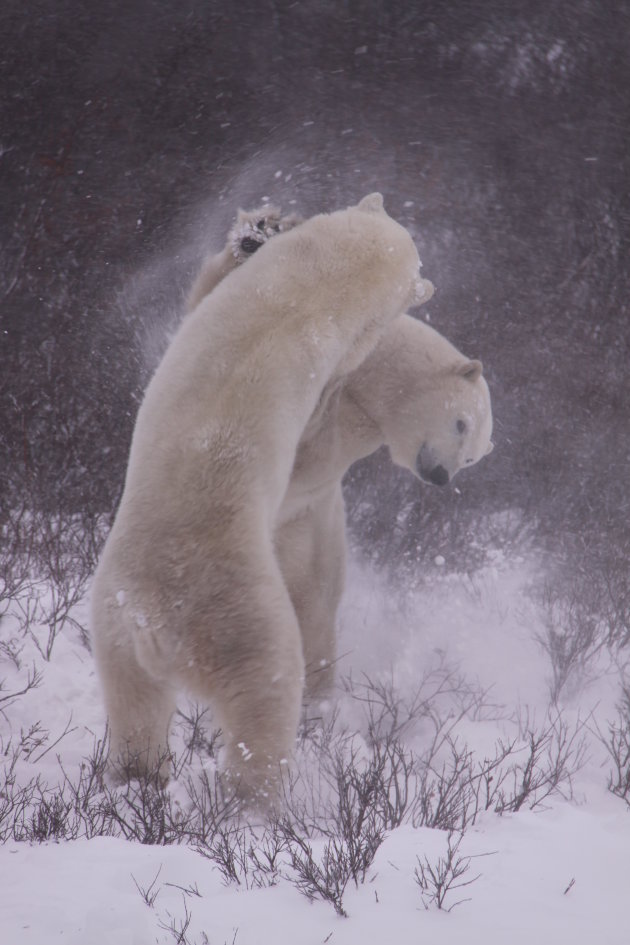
xmin=188 ymin=206 xmax=493 ymax=700
xmin=276 ymin=314 xmax=493 ymax=698
xmin=91 ymin=194 xmax=426 ymax=802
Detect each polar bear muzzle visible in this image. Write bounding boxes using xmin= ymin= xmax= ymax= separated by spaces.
xmin=427 ymin=464 xmax=449 ymax=486
xmin=416 ymin=445 xmax=450 ymax=487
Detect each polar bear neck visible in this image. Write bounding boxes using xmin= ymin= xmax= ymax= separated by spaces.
xmin=282 ymin=380 xmax=383 ymax=519
xmin=339 ymin=384 xmax=388 ymax=460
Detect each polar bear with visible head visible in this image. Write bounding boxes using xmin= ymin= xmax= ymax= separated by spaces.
xmin=276 ymin=313 xmax=493 ymax=697
xmin=183 ymin=203 xmax=493 ymax=708
xmin=91 ymin=194 xmax=426 ymax=803
xmin=187 ymin=207 xmax=493 ymax=701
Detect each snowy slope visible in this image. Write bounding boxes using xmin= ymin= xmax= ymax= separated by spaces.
xmin=1 ymin=554 xmax=629 ymax=945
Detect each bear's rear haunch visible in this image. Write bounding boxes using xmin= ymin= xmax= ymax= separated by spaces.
xmin=90 ymin=194 xmax=422 ymax=805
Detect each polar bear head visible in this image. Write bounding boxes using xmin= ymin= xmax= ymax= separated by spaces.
xmin=409 ymin=359 xmax=493 ymax=486
xmin=346 ymin=315 xmax=493 ymax=486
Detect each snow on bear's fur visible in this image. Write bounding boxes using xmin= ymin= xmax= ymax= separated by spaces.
xmin=90 ymin=194 xmax=424 ymax=803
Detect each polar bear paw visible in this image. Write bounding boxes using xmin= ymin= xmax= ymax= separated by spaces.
xmin=229 ymin=205 xmax=302 ymax=262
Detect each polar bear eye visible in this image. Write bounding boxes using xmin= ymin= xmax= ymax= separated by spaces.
xmin=456 ymin=419 xmax=467 ymax=435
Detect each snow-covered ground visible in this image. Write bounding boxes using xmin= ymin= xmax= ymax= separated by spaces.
xmin=1 ymin=551 xmax=629 ymax=944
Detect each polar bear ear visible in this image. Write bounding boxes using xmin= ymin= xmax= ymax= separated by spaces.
xmin=456 ymin=359 xmax=483 ymax=382
xmin=356 ymin=192 xmax=385 ymax=214
xmin=485 ymin=441 xmax=495 ymax=455
xmin=413 ymin=278 xmax=435 ymax=305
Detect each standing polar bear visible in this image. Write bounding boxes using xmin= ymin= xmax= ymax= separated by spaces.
xmin=91 ymin=194 xmax=427 ymax=802
xmin=185 ymin=205 xmax=494 ymax=700
xmin=277 ymin=314 xmax=493 ymax=698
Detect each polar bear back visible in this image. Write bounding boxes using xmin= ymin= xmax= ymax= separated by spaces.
xmin=122 ymin=198 xmax=420 ymax=520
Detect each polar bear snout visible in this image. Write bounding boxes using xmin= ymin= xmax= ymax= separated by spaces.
xmin=416 ymin=445 xmax=450 ymax=487
xmin=427 ymin=464 xmax=449 ymax=486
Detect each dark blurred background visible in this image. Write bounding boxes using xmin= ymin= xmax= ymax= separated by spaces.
xmin=2 ymin=0 xmax=629 ymax=603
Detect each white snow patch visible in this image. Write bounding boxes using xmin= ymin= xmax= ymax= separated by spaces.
xmin=1 ymin=546 xmax=629 ymax=943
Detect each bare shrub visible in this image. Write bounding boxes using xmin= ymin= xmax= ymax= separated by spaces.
xmin=600 ymin=686 xmax=630 ymax=807
xmin=157 ymin=897 xmax=197 ymax=945
xmin=0 ymin=663 xmax=43 ymax=712
xmin=316 ymin=743 xmax=387 ymax=878
xmin=494 ymin=709 xmax=588 ymax=813
xmin=535 ymin=580 xmax=608 ymax=703
xmin=600 ymin=558 xmax=630 ymax=652
xmin=0 ymin=712 xmax=243 ymax=847
xmin=273 ymin=681 xmax=586 ymax=915
xmin=410 ymin=723 xmax=514 ymax=831
xmin=1 ymin=506 xmax=106 ymax=660
xmin=534 ymin=547 xmax=630 ymax=704
xmin=198 ymin=823 xmax=284 ymax=890
xmin=22 ymin=512 xmax=102 ymax=659
xmin=132 ymin=865 xmax=163 ymax=907
xmin=1 ymin=730 xmax=108 ymax=843
xmin=299 ymin=674 xmax=583 ymax=877
xmin=413 ymin=735 xmax=475 ymax=832
xmin=1 ymin=703 xmax=584 ymax=852
xmin=0 ymin=504 xmax=34 ymax=614
xmin=414 ymin=831 xmax=485 ymax=911
xmin=279 ymin=827 xmax=351 ymax=917
xmin=342 ymin=662 xmax=501 ymax=747
xmin=409 ymin=706 xmax=587 ymax=827
xmin=181 ymin=768 xmax=240 ymax=848
xmin=0 ymin=760 xmax=45 ymax=843
xmin=273 ymin=734 xmax=399 ymax=916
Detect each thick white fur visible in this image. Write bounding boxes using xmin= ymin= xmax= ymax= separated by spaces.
xmin=185 ymin=206 xmax=492 ymax=704
xmin=276 ymin=314 xmax=493 ymax=696
xmin=91 ymin=194 xmax=422 ymax=801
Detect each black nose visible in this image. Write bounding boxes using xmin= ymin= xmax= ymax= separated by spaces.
xmin=429 ymin=465 xmax=449 ymax=486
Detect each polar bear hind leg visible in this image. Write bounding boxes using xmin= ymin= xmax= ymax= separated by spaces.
xmin=176 ymin=555 xmax=305 ymax=807
xmin=275 ymin=485 xmax=346 ymax=703
xmin=92 ymin=612 xmax=176 ymax=784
